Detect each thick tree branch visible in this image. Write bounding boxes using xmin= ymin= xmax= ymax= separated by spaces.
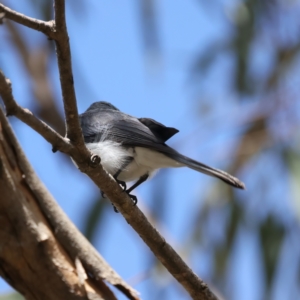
xmin=0 ymin=3 xmax=54 ymax=37
xmin=0 ymin=109 xmax=121 ymax=300
xmin=0 ymin=108 xmax=139 ymax=300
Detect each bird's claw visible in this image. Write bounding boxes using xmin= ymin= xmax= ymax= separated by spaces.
xmin=127 ymin=193 xmax=138 ymax=206
xmin=52 ymin=146 xmax=58 ymax=153
xmin=113 ymin=204 xmax=119 ymax=213
xmin=101 ymin=185 xmax=138 ymax=212
xmin=111 ymin=192 xmax=138 ymax=213
xmin=116 ymin=180 xmax=127 ymax=191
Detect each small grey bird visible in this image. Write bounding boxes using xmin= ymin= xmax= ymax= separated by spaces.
xmin=79 ymin=101 xmax=245 ymax=203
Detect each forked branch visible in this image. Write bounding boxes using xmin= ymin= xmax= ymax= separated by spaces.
xmin=0 ymin=3 xmax=54 ymax=36
xmin=0 ymin=2 xmax=219 ymax=299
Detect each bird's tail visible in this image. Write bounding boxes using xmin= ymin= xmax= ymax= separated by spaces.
xmin=173 ymin=153 xmax=245 ymax=189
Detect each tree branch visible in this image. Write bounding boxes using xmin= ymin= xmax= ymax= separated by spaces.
xmin=0 ymin=69 xmax=218 ymax=298
xmin=0 ymin=2 xmax=85 ymax=148
xmin=0 ymin=1 xmax=220 ymax=299
xmin=6 ymin=20 xmax=66 ymax=135
xmin=53 ymin=0 xmax=86 ymax=149
xmin=0 ymin=107 xmax=139 ymax=300
xmin=0 ymin=3 xmax=54 ymax=37
xmin=0 ymin=109 xmax=122 ymax=300
xmin=82 ymin=165 xmax=219 ymax=300
xmin=0 ymin=71 xmax=72 ymax=154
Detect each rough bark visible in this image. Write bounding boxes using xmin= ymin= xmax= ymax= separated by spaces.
xmin=0 ymin=109 xmax=138 ymax=300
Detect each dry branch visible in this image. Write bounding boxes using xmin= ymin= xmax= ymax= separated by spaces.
xmin=0 ymin=71 xmax=72 ymax=154
xmin=0 ymin=108 xmax=139 ymax=299
xmin=6 ymin=20 xmax=66 ymax=135
xmin=0 ymin=108 xmax=129 ymax=300
xmin=0 ymin=3 xmax=54 ymax=36
xmin=53 ymin=0 xmax=86 ymax=148
xmin=0 ymin=2 xmax=219 ymax=299
xmin=0 ymin=65 xmax=218 ymax=300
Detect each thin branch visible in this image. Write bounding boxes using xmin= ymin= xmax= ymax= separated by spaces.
xmin=0 ymin=3 xmax=54 ymax=37
xmin=6 ymin=20 xmax=66 ymax=135
xmin=54 ymin=0 xmax=66 ymax=31
xmin=53 ymin=0 xmax=86 ymax=150
xmin=0 ymin=71 xmax=72 ymax=154
xmin=0 ymin=2 xmax=84 ymax=148
xmin=82 ymin=163 xmax=219 ymax=300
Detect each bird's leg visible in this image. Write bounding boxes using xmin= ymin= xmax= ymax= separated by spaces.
xmin=125 ymin=173 xmax=149 ymax=206
xmin=109 ymin=157 xmax=133 ymax=213
xmin=113 ymin=157 xmax=133 ymax=191
xmin=126 ymin=173 xmax=149 ymax=194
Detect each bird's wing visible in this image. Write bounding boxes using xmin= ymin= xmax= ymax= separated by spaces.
xmin=138 ymin=118 xmax=179 ymax=142
xmin=79 ymin=109 xmax=179 ymax=154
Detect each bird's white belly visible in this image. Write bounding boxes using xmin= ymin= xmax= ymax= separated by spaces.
xmin=86 ymin=140 xmax=129 ymax=175
xmin=118 ymin=147 xmax=182 ymax=182
xmin=86 ymin=142 xmax=183 ymax=182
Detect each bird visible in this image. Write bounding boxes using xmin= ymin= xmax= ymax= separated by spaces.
xmin=79 ymin=101 xmax=245 ymax=205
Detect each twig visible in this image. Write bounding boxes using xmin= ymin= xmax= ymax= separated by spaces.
xmin=53 ymin=0 xmax=86 ymax=149
xmin=6 ymin=20 xmax=66 ymax=135
xmin=0 ymin=2 xmax=84 ymax=148
xmin=0 ymin=3 xmax=54 ymax=37
xmin=0 ymin=71 xmax=72 ymax=153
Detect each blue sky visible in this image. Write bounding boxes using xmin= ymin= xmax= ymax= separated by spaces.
xmin=2 ymin=1 xmax=298 ymax=299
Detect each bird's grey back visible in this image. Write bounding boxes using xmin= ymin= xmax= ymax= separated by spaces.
xmin=79 ymin=101 xmax=180 ymax=147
